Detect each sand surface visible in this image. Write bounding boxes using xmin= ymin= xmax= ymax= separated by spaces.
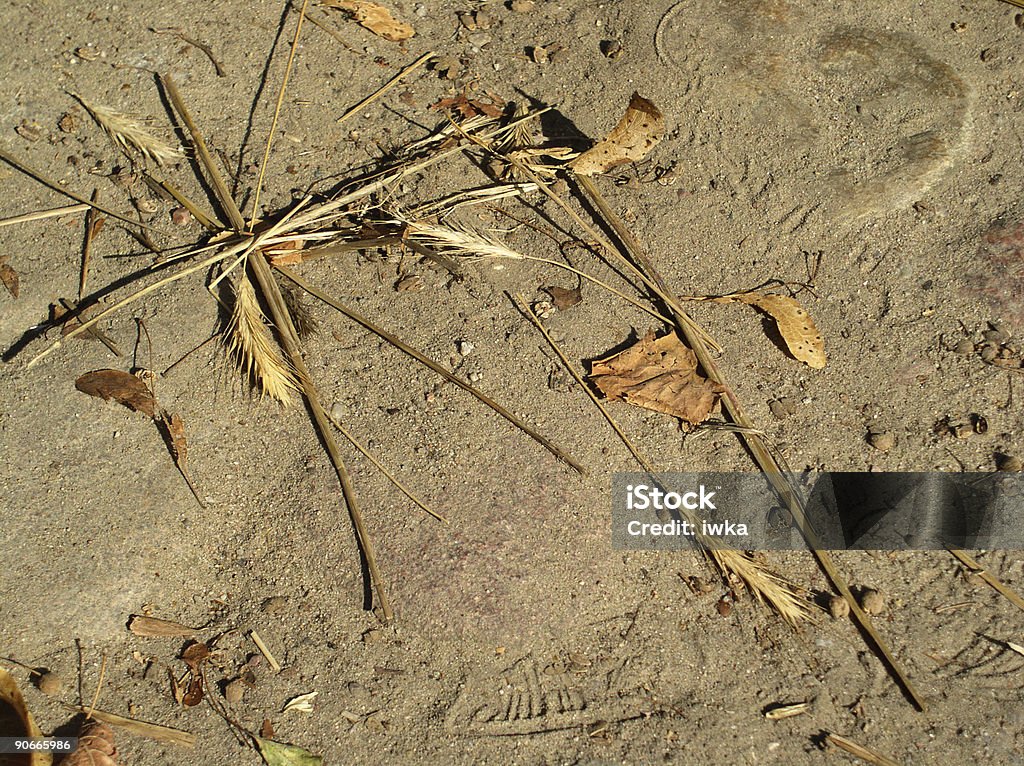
xmin=2 ymin=1 xmax=1024 ymax=763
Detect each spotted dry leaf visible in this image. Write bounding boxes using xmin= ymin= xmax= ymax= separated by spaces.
xmin=76 ymin=369 xmax=158 ymax=418
xmin=731 ymin=293 xmax=826 ymax=369
xmin=325 ymin=0 xmax=415 ymax=41
xmin=589 ymin=331 xmax=725 ymax=427
xmin=569 ymin=92 xmax=665 ymax=176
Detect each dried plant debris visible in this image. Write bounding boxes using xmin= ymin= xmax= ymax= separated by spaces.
xmin=76 ymin=370 xmax=204 ymax=503
xmin=589 ymin=331 xmax=725 ymax=428
xmin=226 ymin=272 xmax=301 ymax=405
xmin=127 ymin=614 xmax=199 ymax=637
xmin=72 ymin=93 xmax=183 ymax=166
xmin=323 ymin=0 xmax=414 ymax=41
xmin=62 ymin=706 xmax=196 ymax=748
xmin=729 ymin=293 xmax=826 ymax=369
xmin=0 ymin=666 xmax=48 ymax=766
xmin=64 ymin=720 xmax=119 ymax=766
xmin=545 ymin=285 xmax=582 ymax=311
xmin=689 ymin=291 xmax=827 ymax=368
xmin=178 ymin=641 xmax=210 ymax=707
xmin=254 ymin=736 xmax=323 ymax=766
xmin=75 ymin=369 xmax=159 ymax=417
xmin=0 ymin=255 xmax=20 ymax=298
xmin=429 ymin=92 xmax=505 ymax=119
xmin=570 ymin=92 xmax=665 ymax=176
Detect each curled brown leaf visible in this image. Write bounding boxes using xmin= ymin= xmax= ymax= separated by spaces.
xmin=75 ymin=369 xmax=158 ymax=418
xmin=589 ymin=331 xmax=724 ymax=427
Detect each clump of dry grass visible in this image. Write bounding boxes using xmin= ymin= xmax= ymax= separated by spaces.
xmin=73 ymin=93 xmax=184 ymax=166
xmin=225 ymin=269 xmax=300 ymax=404
xmin=400 ymin=218 xmax=525 ymax=261
xmin=712 ymin=550 xmax=809 ymax=625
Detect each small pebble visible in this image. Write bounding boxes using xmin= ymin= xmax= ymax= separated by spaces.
xmin=867 ymin=430 xmax=895 ymax=451
xmin=982 ymin=328 xmax=1008 ymax=344
xmin=859 ymin=588 xmax=885 ymax=615
xmin=953 ymin=339 xmax=976 ymax=355
xmin=171 ymin=207 xmax=191 ymax=226
xmin=457 ymin=340 xmax=475 ymax=356
xmin=980 ymin=344 xmax=999 ymax=363
xmin=827 ymin=595 xmax=850 ymax=620
xmin=224 ymin=678 xmax=246 ymax=704
xmin=510 ymin=0 xmax=536 ymax=11
xmin=36 ymin=671 xmax=63 ymax=696
xmin=468 ymin=371 xmax=482 ymax=383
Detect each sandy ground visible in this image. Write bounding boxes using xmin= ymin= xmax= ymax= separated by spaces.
xmin=2 ymin=0 xmax=1024 ymax=764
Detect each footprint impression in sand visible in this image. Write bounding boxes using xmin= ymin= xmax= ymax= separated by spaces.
xmin=655 ymin=0 xmax=973 ymax=221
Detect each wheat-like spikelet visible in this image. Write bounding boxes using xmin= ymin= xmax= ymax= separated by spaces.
xmin=401 ymin=219 xmax=526 ymax=261
xmin=712 ymin=549 xmax=810 ymax=625
xmin=225 ymin=271 xmax=300 ymax=405
xmin=73 ymin=93 xmax=184 ymax=166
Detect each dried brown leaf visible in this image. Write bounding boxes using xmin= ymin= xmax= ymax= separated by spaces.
xmin=589 ymin=331 xmax=725 ymax=427
xmin=569 ymin=92 xmax=664 ymax=176
xmin=324 ymin=0 xmax=414 ymax=41
xmin=63 ymin=721 xmax=118 ymax=766
xmin=127 ymin=614 xmax=197 ymax=637
xmin=545 ymin=285 xmax=582 ymax=311
xmin=429 ymin=93 xmax=504 ymax=119
xmin=0 ymin=255 xmax=20 ymax=298
xmin=182 ymin=675 xmax=204 ymax=707
xmin=76 ymin=369 xmax=158 ymax=418
xmin=180 ymin=642 xmax=210 ymax=672
xmin=732 ymin=293 xmax=826 ymax=369
xmin=0 ymin=666 xmax=49 ymax=766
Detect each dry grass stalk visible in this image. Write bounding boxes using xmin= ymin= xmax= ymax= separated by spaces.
xmin=948 ymin=548 xmax=1024 ymax=611
xmin=326 ymin=409 xmax=446 ymax=522
xmin=226 ymin=269 xmax=300 ymax=404
xmin=824 ymin=732 xmax=902 ymax=766
xmin=73 ymin=93 xmax=184 ymax=166
xmin=337 ymin=50 xmax=434 ymax=125
xmin=0 ymin=203 xmax=89 ymax=228
xmin=60 ymin=704 xmax=195 ymax=748
xmin=249 ymin=629 xmax=282 ymax=672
